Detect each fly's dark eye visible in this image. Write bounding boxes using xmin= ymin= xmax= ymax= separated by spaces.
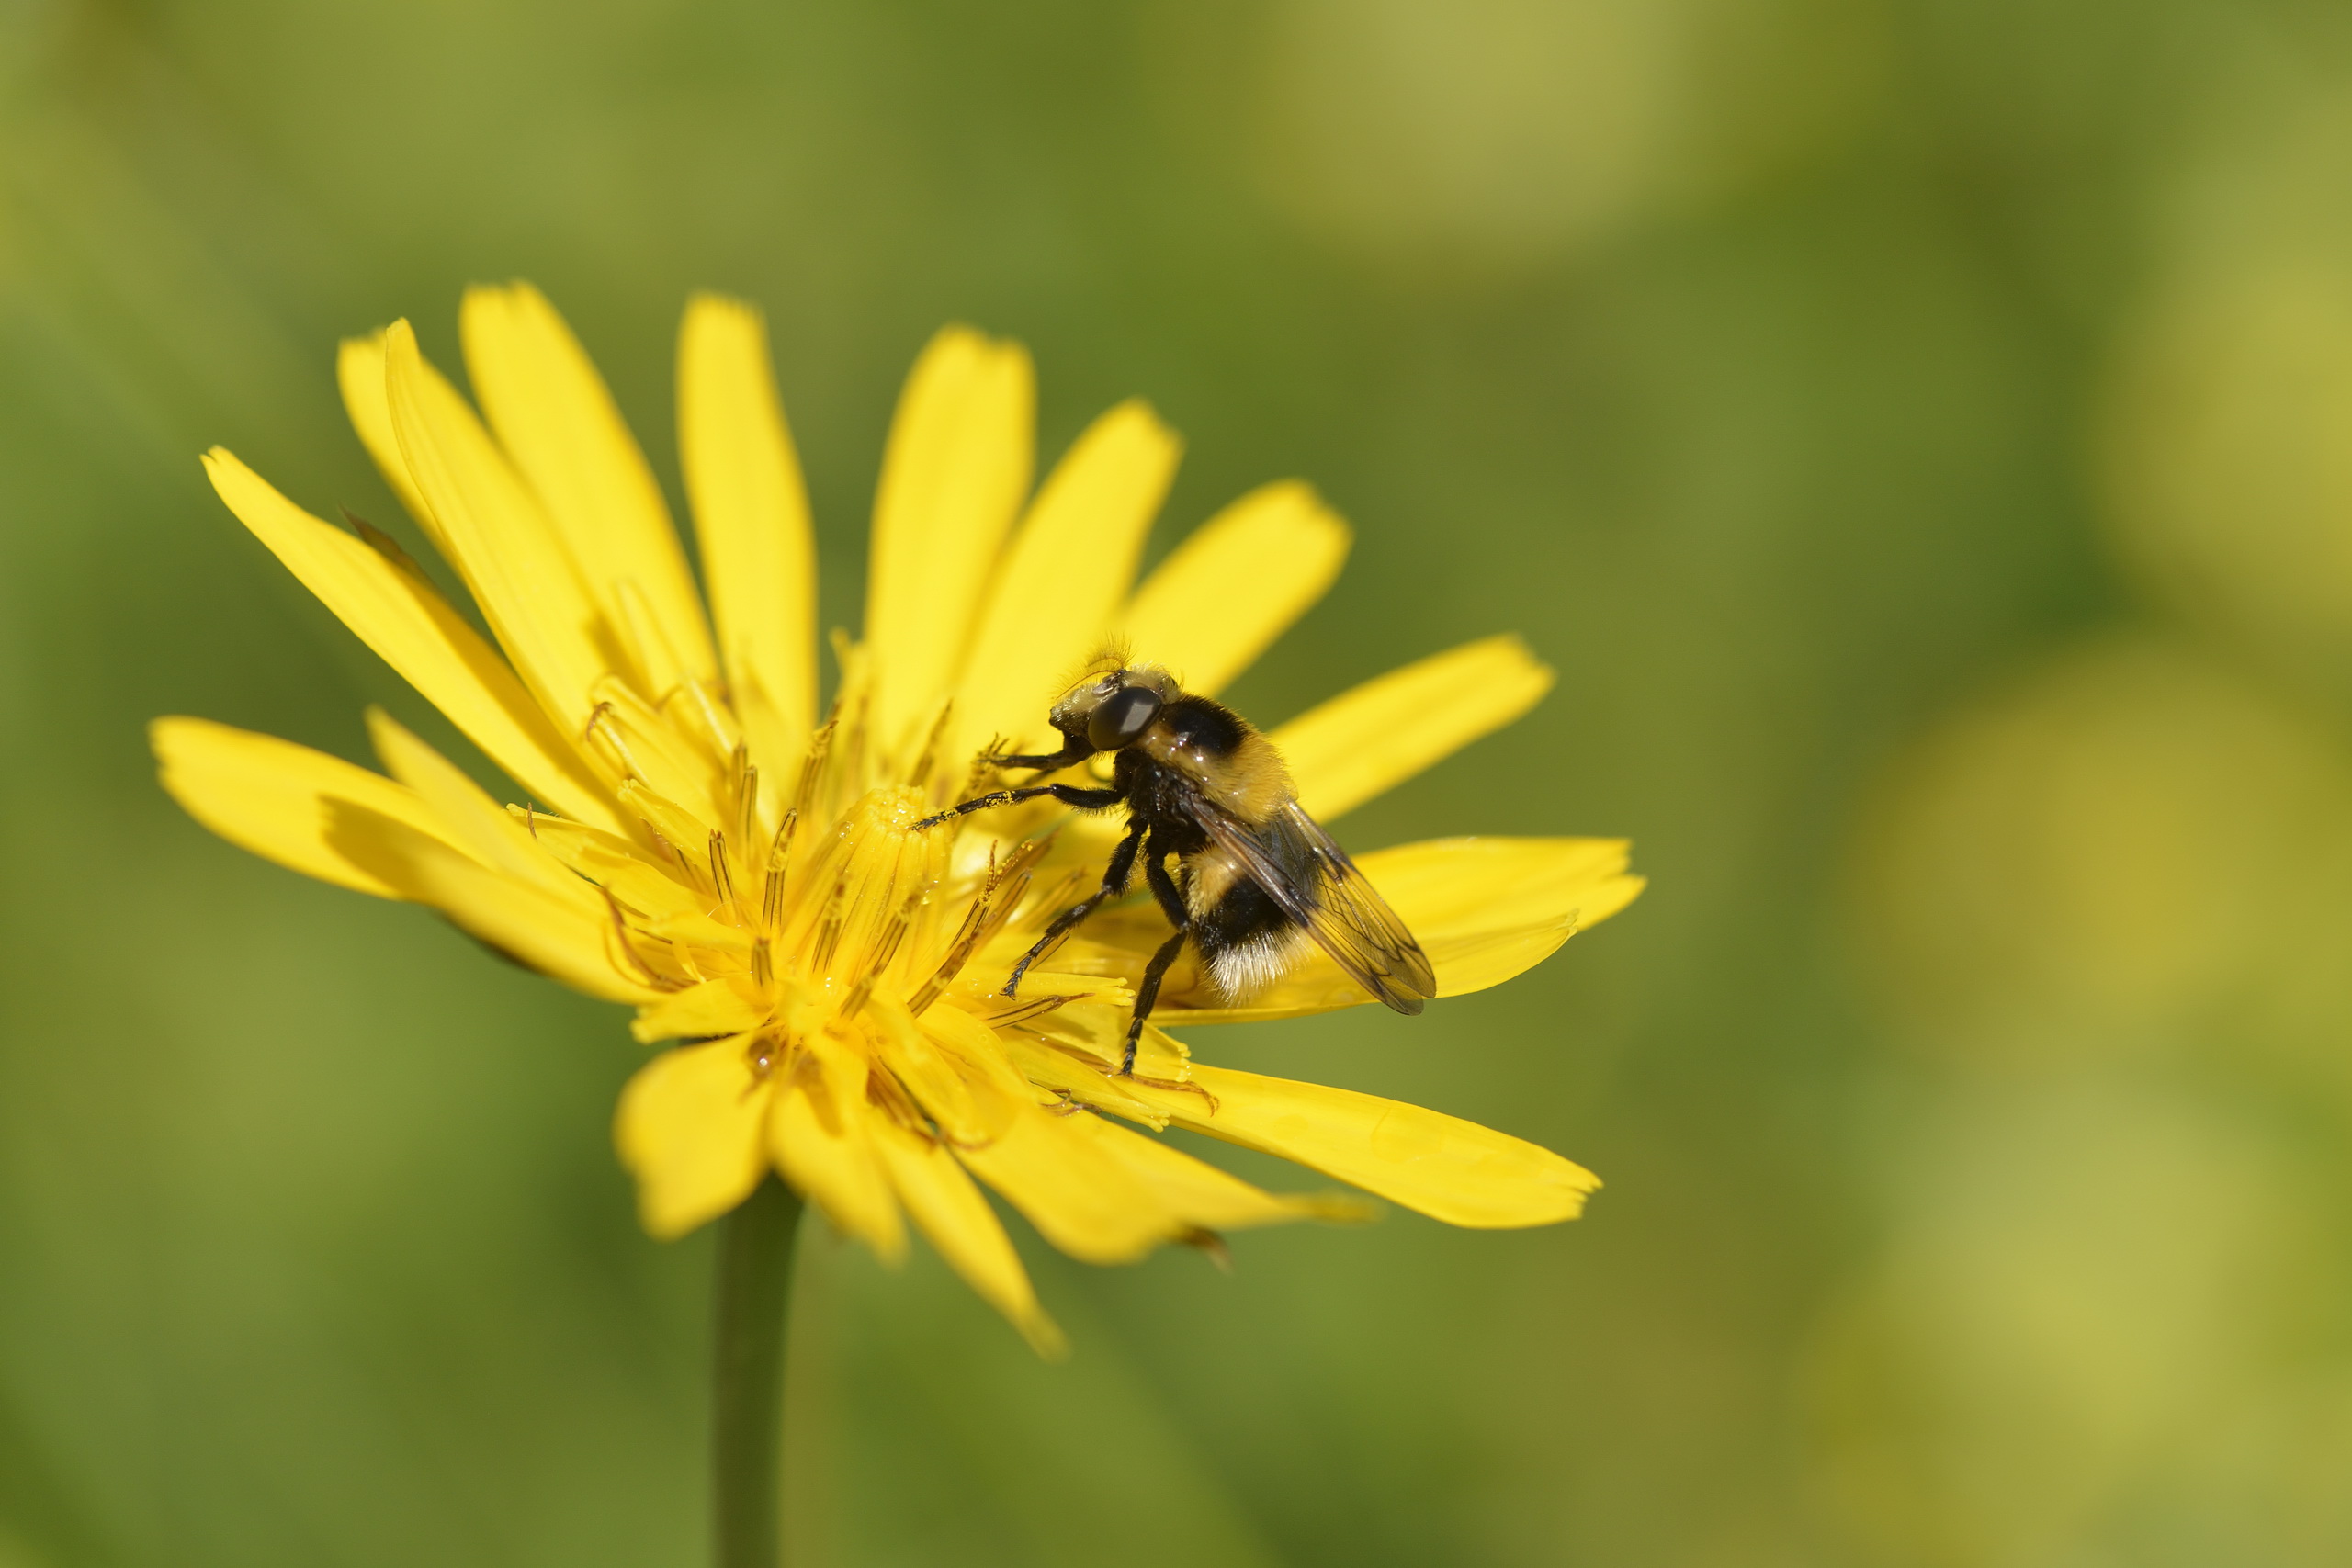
xmin=1087 ymin=685 xmax=1162 ymax=750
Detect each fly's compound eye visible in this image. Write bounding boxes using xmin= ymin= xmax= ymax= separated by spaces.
xmin=1087 ymin=685 xmax=1163 ymax=750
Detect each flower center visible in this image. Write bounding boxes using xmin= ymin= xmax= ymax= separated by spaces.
xmin=773 ymin=786 xmax=944 ymax=1015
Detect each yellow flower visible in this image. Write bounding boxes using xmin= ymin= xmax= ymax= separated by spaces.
xmin=152 ymin=284 xmax=1643 ymax=1352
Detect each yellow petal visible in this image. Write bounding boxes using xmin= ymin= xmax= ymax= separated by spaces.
xmin=510 ymin=808 xmax=707 ymax=924
xmin=1016 ymin=1002 xmax=1193 ymax=1082
xmin=1164 ymin=922 xmax=1577 ymax=1022
xmin=615 ymin=1035 xmax=774 ymax=1238
xmin=615 ymin=774 xmax=724 ymax=864
xmin=869 ymin=1116 xmax=1065 ymax=1357
xmin=152 ymin=716 xmax=461 ymax=899
xmin=1115 ymin=480 xmax=1349 ymax=695
xmin=956 ymin=1103 xmax=1178 ymax=1265
xmin=997 ymin=1031 xmax=1170 ymax=1129
xmin=380 ymin=319 xmax=615 ymax=733
xmin=1273 ymin=635 xmax=1555 ymax=820
xmin=768 ymin=1037 xmax=905 ymax=1261
xmin=589 ymin=848 xmax=708 ymax=923
xmin=1054 ymin=1110 xmax=1374 ymax=1230
xmin=394 ymin=830 xmax=666 ymax=1005
xmin=503 ymin=807 xmax=641 ymax=865
xmin=631 ymin=976 xmax=769 ymax=1043
xmin=364 ymin=708 xmax=593 ymax=904
xmin=1138 ymin=1066 xmax=1599 ymax=1228
xmin=460 ymin=283 xmax=718 ymax=684
xmin=642 ymin=908 xmax=753 ymax=956
xmin=868 ymin=997 xmax=1021 ymax=1146
xmin=950 ymin=400 xmax=1182 ymax=761
xmin=678 ymin=294 xmax=818 ymax=797
xmin=864 ymin=327 xmax=1035 ymax=754
xmin=202 ymin=449 xmax=624 ymax=833
xmin=1355 ymin=836 xmax=1641 ymax=931
xmin=337 ymin=331 xmax=434 ymax=536
xmin=1158 ymin=837 xmax=1646 ymax=1022
xmin=917 ymin=994 xmax=1053 ymax=1114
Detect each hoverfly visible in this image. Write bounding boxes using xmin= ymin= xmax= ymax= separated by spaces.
xmin=917 ymin=655 xmax=1437 ymax=1073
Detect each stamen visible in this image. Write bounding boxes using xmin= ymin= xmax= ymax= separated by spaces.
xmin=907 ymin=904 xmax=992 ymax=1018
xmin=1125 ymin=1069 xmax=1219 ymax=1111
xmin=985 ymin=993 xmax=1081 ymax=1027
xmin=707 ymin=830 xmax=741 ymax=922
xmin=956 ymin=745 xmax=1001 ymax=805
xmin=810 ymin=867 xmax=851 ymax=973
xmin=671 ymin=676 xmax=742 ymax=761
xmin=1025 ymin=1032 xmax=1222 ymax=1112
xmin=905 ymin=835 xmax=1053 ymax=1015
xmin=834 ymin=686 xmax=872 ymax=821
xmin=904 ymin=700 xmax=954 ymax=790
xmin=792 ymin=716 xmax=835 ymax=827
xmin=1022 ymin=866 xmax=1091 ymax=933
xmin=763 ymin=809 xmax=798 ymax=927
xmin=582 ymin=702 xmax=645 ymax=782
xmin=596 ymin=682 xmax=732 ymax=824
xmin=599 ymin=887 xmax=684 ymax=991
xmin=840 ymin=889 xmax=923 ymax=1019
xmin=735 ymin=751 xmax=760 ymax=859
xmin=640 ymin=828 xmax=694 ymax=885
xmin=621 ymin=782 xmax=719 ymax=895
xmin=862 ymin=1061 xmax=936 ymax=1140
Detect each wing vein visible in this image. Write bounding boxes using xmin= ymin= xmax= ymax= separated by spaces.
xmin=1185 ymin=789 xmax=1434 ymax=1014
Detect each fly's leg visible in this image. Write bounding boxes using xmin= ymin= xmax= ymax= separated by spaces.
xmin=1004 ymin=815 xmax=1146 ymax=998
xmin=1123 ymin=838 xmax=1193 ymax=1076
xmin=989 ymin=739 xmax=1094 ymax=773
xmin=913 ymin=783 xmax=1123 ymax=829
xmin=1126 ymin=931 xmax=1188 ymax=1077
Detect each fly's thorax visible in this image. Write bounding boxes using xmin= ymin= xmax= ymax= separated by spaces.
xmin=1136 ymin=695 xmax=1295 ymax=824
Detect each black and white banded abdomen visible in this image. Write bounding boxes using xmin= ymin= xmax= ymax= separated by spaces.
xmin=1185 ymin=845 xmax=1315 ymax=1001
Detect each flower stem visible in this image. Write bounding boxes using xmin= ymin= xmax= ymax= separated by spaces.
xmin=712 ymin=1176 xmax=805 ymax=1568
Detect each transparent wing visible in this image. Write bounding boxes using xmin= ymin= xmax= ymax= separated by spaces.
xmin=1192 ymin=796 xmax=1436 ymax=1014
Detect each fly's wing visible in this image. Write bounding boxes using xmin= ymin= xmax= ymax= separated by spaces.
xmin=1191 ymin=796 xmax=1437 ymax=1015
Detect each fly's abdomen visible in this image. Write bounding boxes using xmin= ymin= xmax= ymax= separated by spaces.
xmin=1192 ymin=874 xmax=1309 ymax=1001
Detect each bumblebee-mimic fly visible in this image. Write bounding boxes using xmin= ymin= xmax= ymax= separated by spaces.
xmin=917 ymin=654 xmax=1436 ymax=1074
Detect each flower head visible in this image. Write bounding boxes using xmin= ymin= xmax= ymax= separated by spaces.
xmin=154 ymin=285 xmax=1642 ymax=1350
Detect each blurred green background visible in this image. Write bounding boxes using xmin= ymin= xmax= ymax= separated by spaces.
xmin=6 ymin=0 xmax=2352 ymax=1562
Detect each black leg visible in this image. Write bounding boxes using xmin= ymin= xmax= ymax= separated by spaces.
xmin=990 ymin=738 xmax=1096 ymax=773
xmin=1140 ymin=834 xmax=1189 ymax=928
xmin=1125 ymin=931 xmax=1188 ymax=1077
xmin=1122 ymin=834 xmax=1193 ymax=1075
xmin=914 ymin=783 xmax=1125 ymax=829
xmin=1004 ymin=815 xmax=1146 ymax=998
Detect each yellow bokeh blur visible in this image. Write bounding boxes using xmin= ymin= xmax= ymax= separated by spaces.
xmin=1825 ymin=51 xmax=2352 ymax=1567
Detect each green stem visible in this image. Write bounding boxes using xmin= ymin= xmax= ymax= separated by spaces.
xmin=712 ymin=1176 xmax=805 ymax=1568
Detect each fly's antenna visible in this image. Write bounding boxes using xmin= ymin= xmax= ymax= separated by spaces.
xmin=1067 ymin=640 xmax=1133 ymax=688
